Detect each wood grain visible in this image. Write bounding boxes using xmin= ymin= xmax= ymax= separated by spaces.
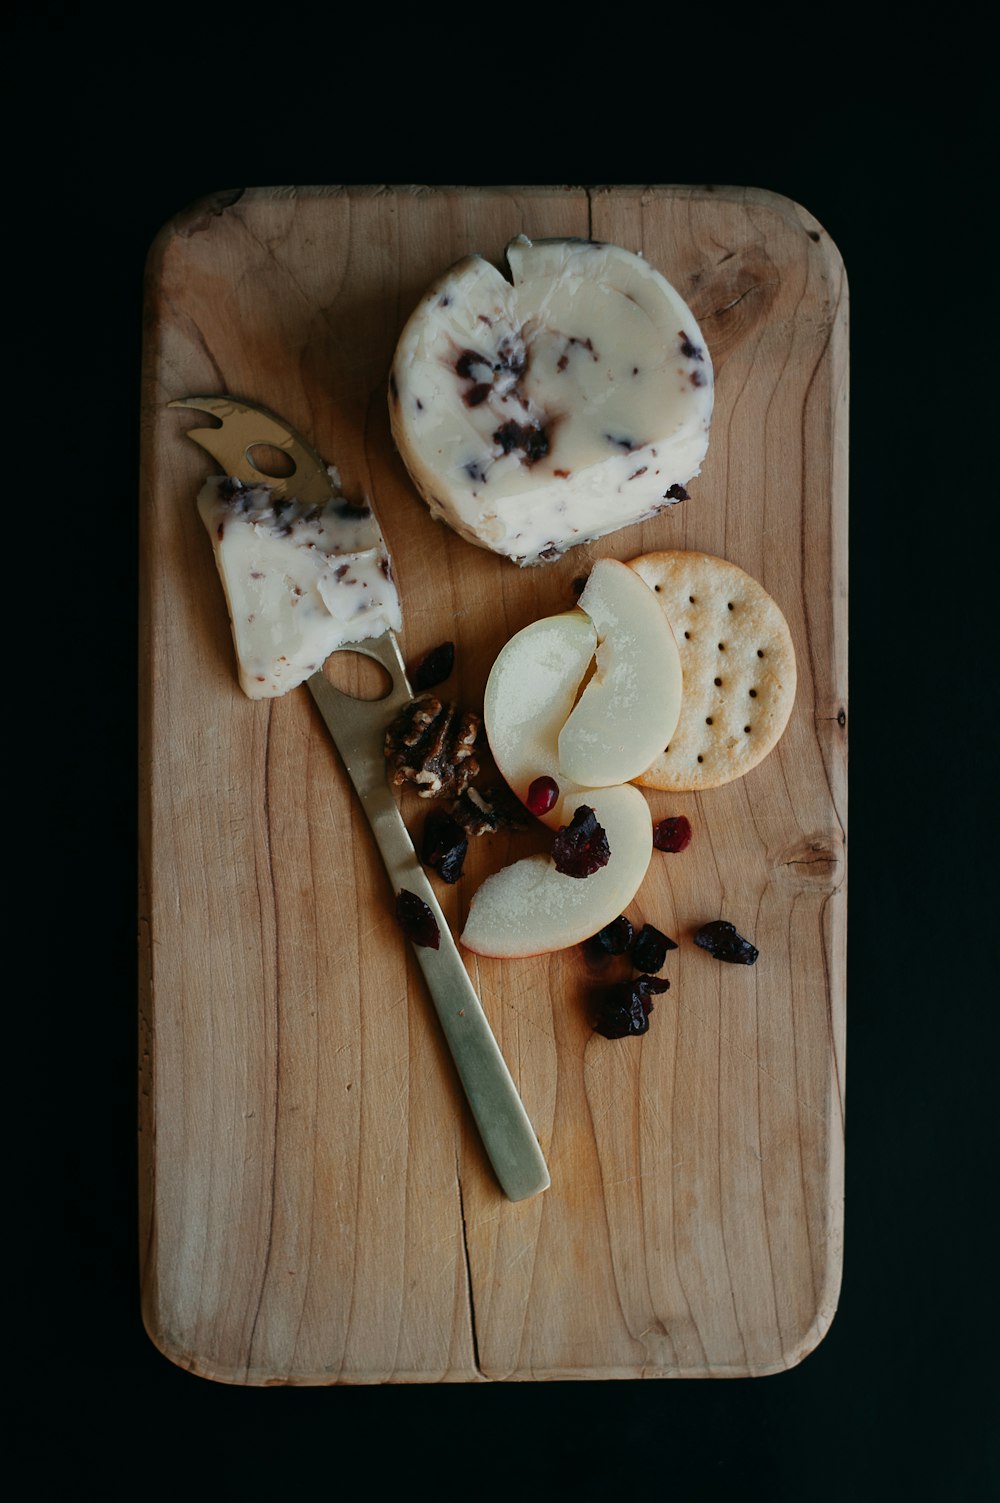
xmin=139 ymin=185 xmax=847 ymax=1383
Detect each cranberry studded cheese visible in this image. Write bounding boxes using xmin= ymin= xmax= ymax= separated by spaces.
xmin=198 ymin=475 xmax=402 ymax=699
xmin=389 ymin=236 xmax=713 ymax=566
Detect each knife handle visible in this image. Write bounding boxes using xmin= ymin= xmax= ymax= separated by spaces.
xmin=308 ymin=657 xmax=550 ymax=1203
xmin=365 ymin=783 xmax=550 ymax=1201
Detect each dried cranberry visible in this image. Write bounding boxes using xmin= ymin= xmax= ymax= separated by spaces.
xmin=694 ymin=920 xmax=758 ymax=966
xmin=493 ymin=418 xmax=550 ymax=463
xmin=394 ymin=890 xmax=441 ymax=949
xmin=421 ymin=810 xmax=468 ymax=884
xmin=635 ymin=974 xmax=670 ymax=999
xmin=652 ymin=815 xmax=692 ymax=853
xmin=525 ymin=775 xmax=559 ymax=817
xmin=552 ymin=805 xmax=611 ymax=878
xmin=586 ymin=914 xmax=634 ymax=957
xmin=632 ymin=923 xmax=676 ymax=973
xmin=411 ymin=641 xmax=455 ymax=691
xmin=593 ymin=981 xmax=654 ymax=1039
xmin=455 ymin=349 xmax=490 ymax=380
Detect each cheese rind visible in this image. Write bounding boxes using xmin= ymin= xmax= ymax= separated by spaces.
xmin=389 ymin=235 xmax=713 ymax=565
xmin=197 ymin=475 xmax=402 ymax=699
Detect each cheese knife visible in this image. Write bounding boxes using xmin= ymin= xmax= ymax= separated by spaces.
xmin=170 ymin=395 xmax=550 ymax=1202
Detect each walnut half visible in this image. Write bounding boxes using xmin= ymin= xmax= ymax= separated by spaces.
xmin=450 ymin=784 xmax=527 ymax=835
xmin=384 ymin=693 xmax=481 ymax=799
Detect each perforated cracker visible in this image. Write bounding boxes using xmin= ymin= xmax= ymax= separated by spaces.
xmin=628 ymin=551 xmax=796 ymax=792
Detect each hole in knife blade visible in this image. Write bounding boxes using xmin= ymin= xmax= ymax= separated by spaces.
xmin=246 ymin=443 xmax=296 ymax=480
xmin=322 ymin=650 xmax=393 ymax=701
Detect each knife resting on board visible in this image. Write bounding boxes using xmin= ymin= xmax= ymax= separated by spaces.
xmin=171 ymin=394 xmax=550 ymax=1203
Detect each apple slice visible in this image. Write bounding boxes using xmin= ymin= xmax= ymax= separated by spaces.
xmin=460 ymin=785 xmax=653 ymax=958
xmin=560 ymin=559 xmax=682 ymax=786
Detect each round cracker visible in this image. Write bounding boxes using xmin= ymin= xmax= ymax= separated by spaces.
xmin=628 ymin=551 xmax=796 ymax=791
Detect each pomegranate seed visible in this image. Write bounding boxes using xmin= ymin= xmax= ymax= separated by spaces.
xmin=652 ymin=815 xmax=692 ymax=853
xmin=525 ymin=775 xmax=559 ymax=817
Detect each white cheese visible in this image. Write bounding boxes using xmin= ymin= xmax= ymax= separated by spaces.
xmin=197 ymin=474 xmax=402 ymax=699
xmin=389 ymin=235 xmax=713 ymax=566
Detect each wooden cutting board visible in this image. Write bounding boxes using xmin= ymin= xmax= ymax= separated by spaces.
xmin=139 ymin=185 xmax=847 ymax=1383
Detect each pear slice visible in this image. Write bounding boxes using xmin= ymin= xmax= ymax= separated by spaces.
xmin=468 ymin=560 xmax=682 ymax=957
xmin=484 ymin=560 xmax=681 ymax=798
xmin=560 ymin=559 xmax=682 ymax=786
xmin=483 ymin=608 xmax=597 ymax=825
xmin=460 ymin=784 xmax=652 ymax=958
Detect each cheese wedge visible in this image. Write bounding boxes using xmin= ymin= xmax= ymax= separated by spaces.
xmin=389 ymin=235 xmax=713 ymax=565
xmin=197 ymin=475 xmax=402 ymax=699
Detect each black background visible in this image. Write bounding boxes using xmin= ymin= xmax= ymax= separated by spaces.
xmin=21 ymin=12 xmax=994 ymax=1496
